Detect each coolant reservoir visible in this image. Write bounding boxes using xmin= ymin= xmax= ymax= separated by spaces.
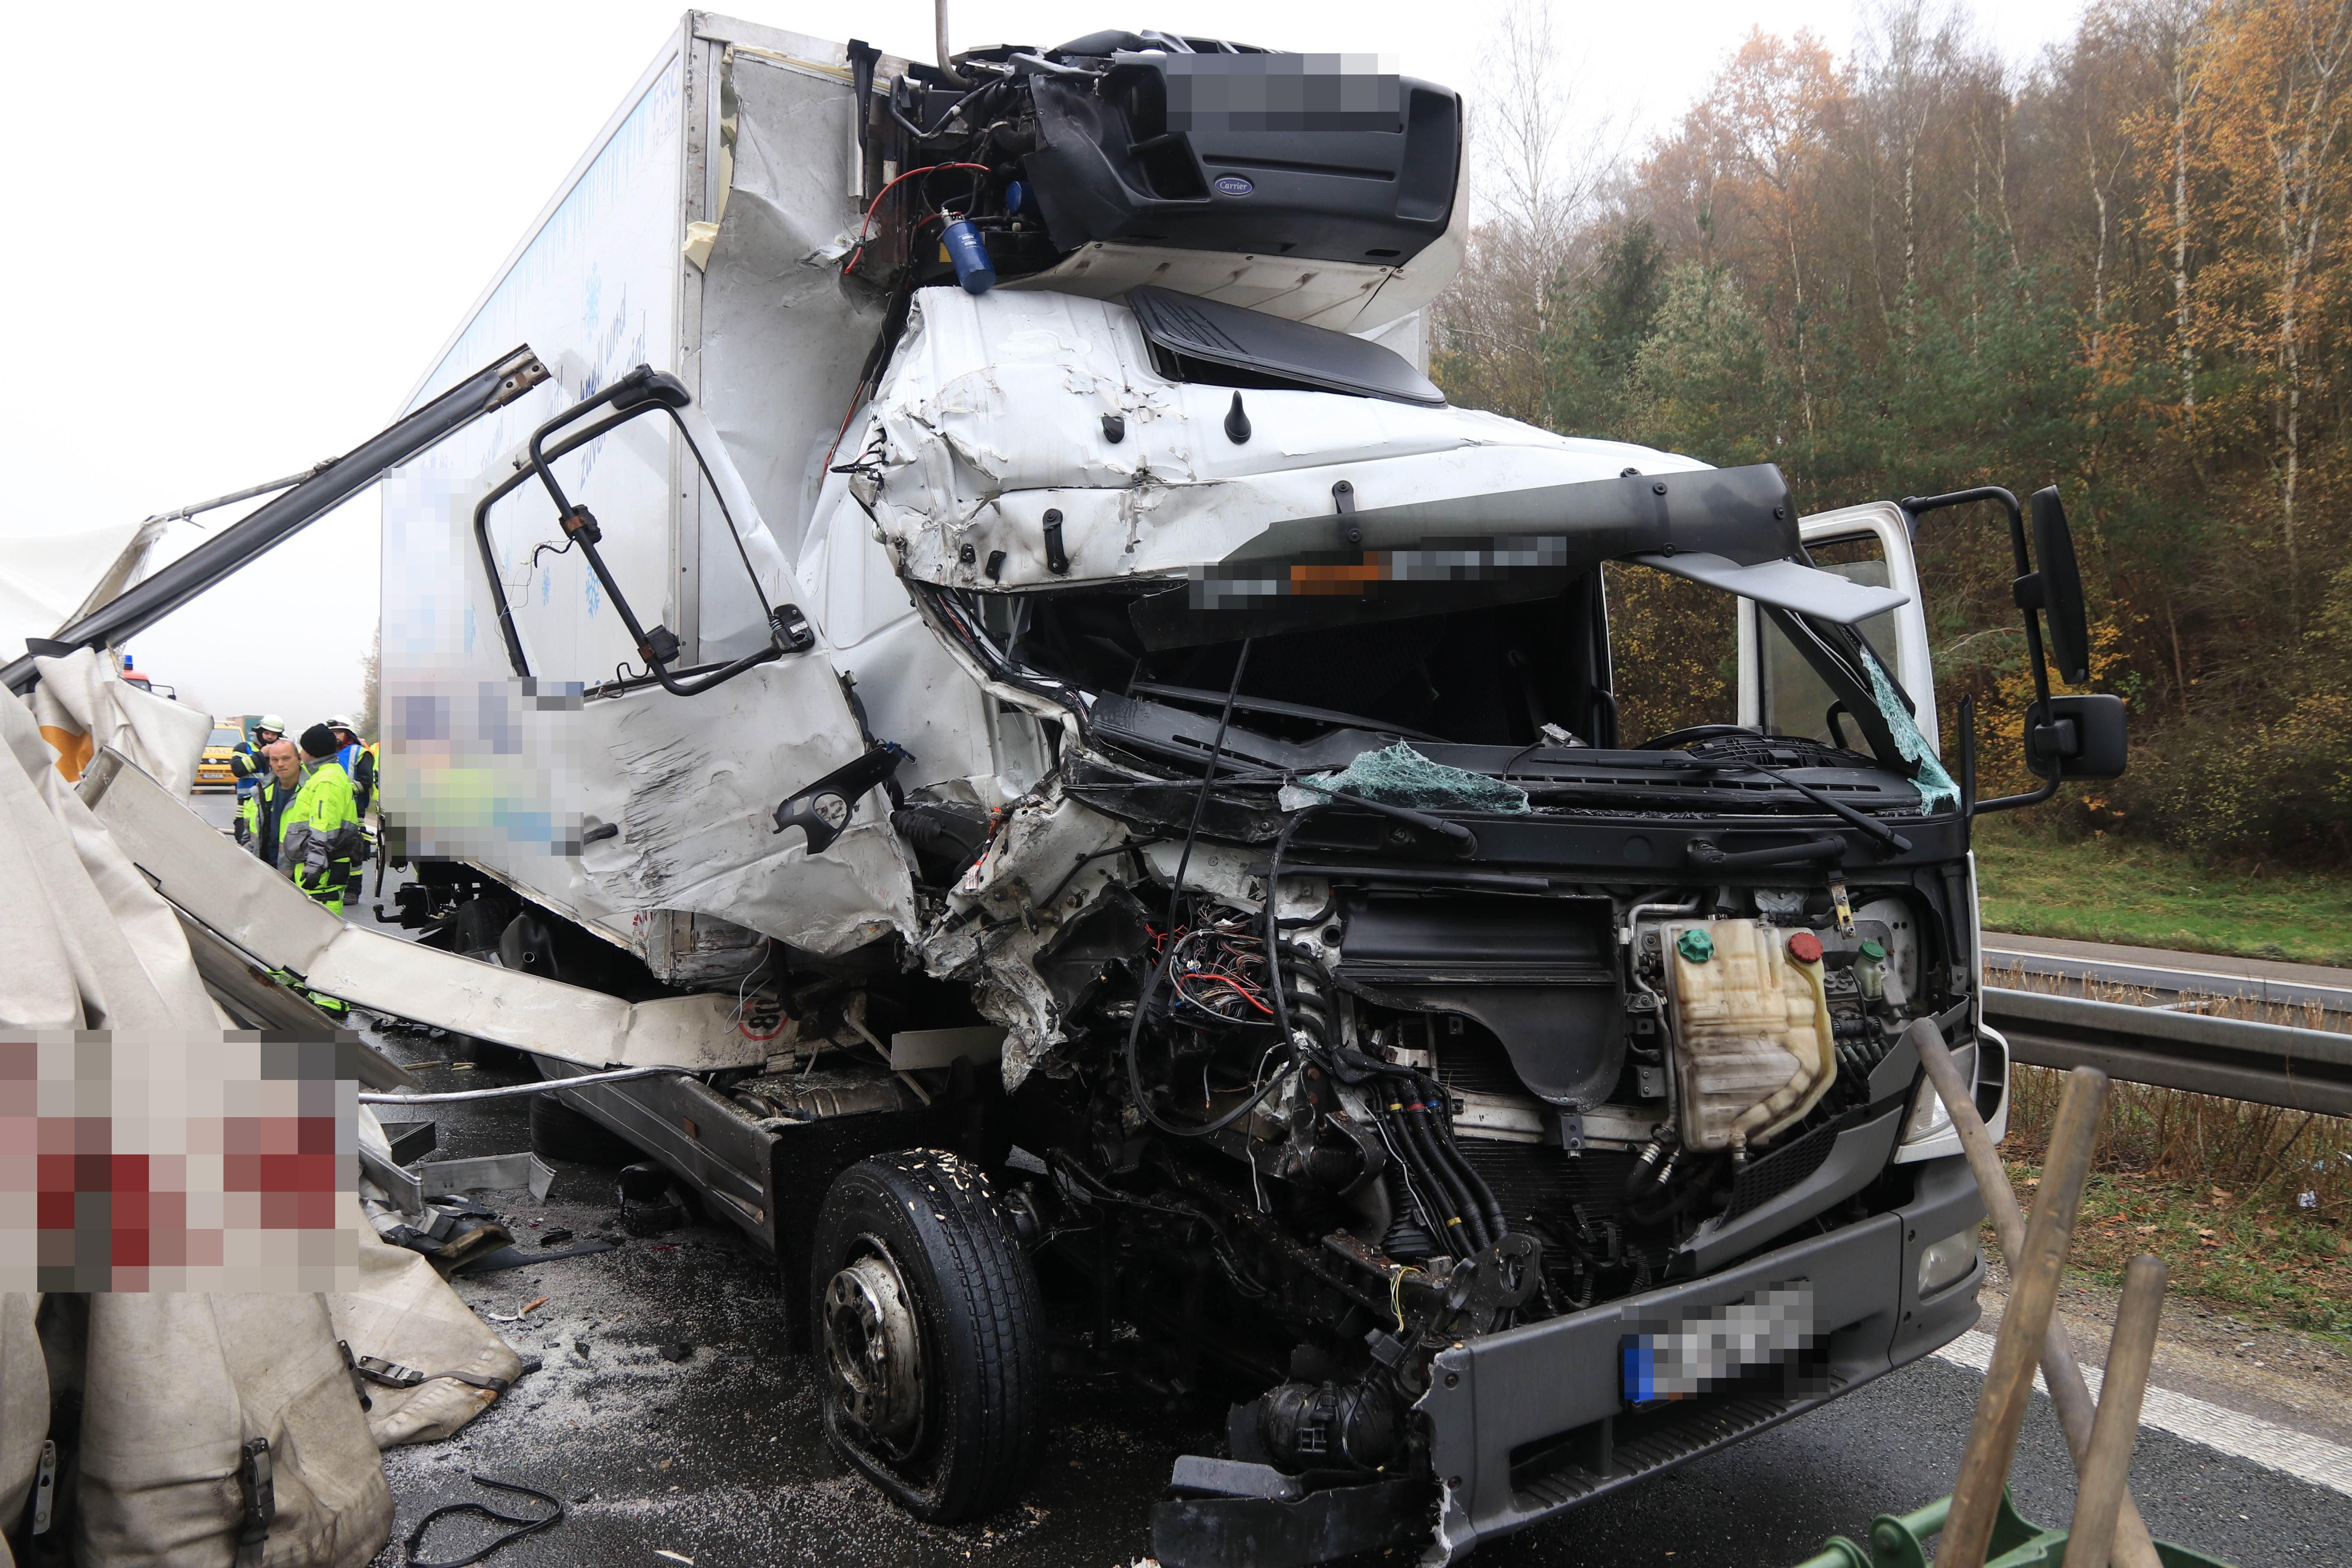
xmin=1663 ymin=920 xmax=1837 ymax=1153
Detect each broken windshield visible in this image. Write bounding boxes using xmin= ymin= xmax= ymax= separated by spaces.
xmin=975 ymin=551 xmax=1932 ymax=793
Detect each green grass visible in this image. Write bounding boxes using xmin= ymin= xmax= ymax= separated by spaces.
xmin=1971 ymin=815 xmax=2352 ymax=967
xmin=1996 ymin=1161 xmax=2352 ymax=1338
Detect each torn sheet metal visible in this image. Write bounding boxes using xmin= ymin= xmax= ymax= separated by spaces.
xmin=569 ymin=658 xmax=917 ymax=955
xmin=840 ymin=288 xmax=1715 ymax=592
xmin=78 ymin=748 xmax=769 ymax=1071
xmin=919 ymin=788 xmax=1132 ymax=1089
xmin=417 ymin=1153 xmax=559 ymax=1204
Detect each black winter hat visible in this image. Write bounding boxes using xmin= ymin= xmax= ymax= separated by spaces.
xmin=299 ymin=723 xmax=339 ymax=760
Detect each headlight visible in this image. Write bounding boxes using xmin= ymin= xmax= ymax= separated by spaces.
xmin=1902 ymin=1078 xmax=1953 ymax=1142
xmin=1918 ymin=1229 xmax=1979 ymax=1296
xmin=1899 ymin=1040 xmax=1975 ymax=1145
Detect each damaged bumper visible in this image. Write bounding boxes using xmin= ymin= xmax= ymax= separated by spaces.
xmin=1422 ymin=1153 xmax=1984 ymax=1557
xmin=1152 ymin=1155 xmax=1984 ymax=1567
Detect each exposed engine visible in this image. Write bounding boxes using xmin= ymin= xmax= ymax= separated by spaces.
xmin=871 ymin=673 xmax=1964 ymax=1486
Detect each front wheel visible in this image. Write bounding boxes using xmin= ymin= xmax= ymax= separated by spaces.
xmin=812 ymin=1151 xmax=1044 ymax=1523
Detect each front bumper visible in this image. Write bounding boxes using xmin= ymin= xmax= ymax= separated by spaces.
xmin=1420 ymin=1153 xmax=1985 ymax=1558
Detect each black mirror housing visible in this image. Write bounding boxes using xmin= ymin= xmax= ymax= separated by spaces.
xmin=2026 ymin=487 xmax=2091 ymax=684
xmin=2026 ymin=693 xmax=2127 ymax=781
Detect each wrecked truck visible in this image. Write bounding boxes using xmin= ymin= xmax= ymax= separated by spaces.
xmin=377 ymin=14 xmax=2120 ymax=1564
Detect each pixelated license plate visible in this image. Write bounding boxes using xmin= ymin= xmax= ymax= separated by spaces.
xmin=1621 ymin=1283 xmax=1822 ymax=1405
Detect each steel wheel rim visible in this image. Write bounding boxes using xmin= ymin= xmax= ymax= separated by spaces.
xmin=822 ymin=1243 xmax=926 ymax=1459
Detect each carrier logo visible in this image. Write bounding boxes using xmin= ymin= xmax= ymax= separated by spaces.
xmin=1212 ymin=174 xmax=1255 ymax=197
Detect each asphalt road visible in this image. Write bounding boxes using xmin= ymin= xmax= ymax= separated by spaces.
xmin=346 ymin=1021 xmax=2347 ymax=1568
xmin=186 ymin=793 xmax=2342 ymax=1566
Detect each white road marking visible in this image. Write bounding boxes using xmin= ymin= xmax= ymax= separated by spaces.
xmin=1932 ymin=1329 xmax=2352 ymax=1498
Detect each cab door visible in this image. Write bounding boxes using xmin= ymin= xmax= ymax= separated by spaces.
xmin=1738 ymin=501 xmax=1938 ymax=750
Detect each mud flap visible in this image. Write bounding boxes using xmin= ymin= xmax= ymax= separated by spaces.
xmin=1149 ymin=1475 xmax=1436 ymax=1568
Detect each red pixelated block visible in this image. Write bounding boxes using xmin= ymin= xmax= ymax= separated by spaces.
xmin=145 ymin=1193 xmax=188 ymax=1265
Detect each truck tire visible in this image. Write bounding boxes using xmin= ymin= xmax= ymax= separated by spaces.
xmin=812 ymin=1150 xmax=1044 ymax=1523
xmin=528 ymin=1091 xmax=642 ymax=1165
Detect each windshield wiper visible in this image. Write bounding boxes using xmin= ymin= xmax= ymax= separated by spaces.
xmin=1657 ymin=755 xmax=1912 ymax=855
xmin=1127 ymin=681 xmax=1445 ymax=743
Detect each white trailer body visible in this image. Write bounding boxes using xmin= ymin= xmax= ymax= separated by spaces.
xmin=378 ymin=13 xmax=1461 ymax=979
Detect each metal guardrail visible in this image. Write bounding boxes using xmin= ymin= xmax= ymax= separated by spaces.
xmin=1984 ymin=987 xmax=2352 ymax=1118
xmin=1983 ymin=944 xmax=2352 ymax=1017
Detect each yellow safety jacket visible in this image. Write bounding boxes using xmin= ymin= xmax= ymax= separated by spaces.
xmin=281 ymin=760 xmax=362 ymax=910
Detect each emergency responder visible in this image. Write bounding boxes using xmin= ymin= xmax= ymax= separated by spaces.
xmin=228 ymin=714 xmax=286 ymax=843
xmin=281 ymin=722 xmax=364 ymax=918
xmin=326 ymin=714 xmax=377 ymax=817
xmin=236 ymin=737 xmax=301 ymax=866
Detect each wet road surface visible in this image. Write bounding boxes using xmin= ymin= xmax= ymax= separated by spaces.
xmin=352 ymin=1022 xmax=2346 ymax=1568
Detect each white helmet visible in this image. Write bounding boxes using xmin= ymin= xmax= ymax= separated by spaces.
xmin=256 ymin=714 xmax=287 ymax=736
xmin=327 ymin=714 xmax=358 ymax=733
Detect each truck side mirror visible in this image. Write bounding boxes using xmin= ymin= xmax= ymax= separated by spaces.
xmin=2023 ymin=487 xmax=2090 ymax=685
xmin=2025 ymin=693 xmax=2127 ymax=781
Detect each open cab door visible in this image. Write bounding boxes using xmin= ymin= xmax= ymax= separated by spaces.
xmin=1738 ymin=502 xmax=1939 ymax=752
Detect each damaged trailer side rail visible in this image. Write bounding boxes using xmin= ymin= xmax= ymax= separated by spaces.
xmin=4 ymin=346 xmax=550 ymax=695
xmin=74 ymin=743 xmax=979 ymax=1281
xmin=78 ymin=747 xmax=777 ymax=1075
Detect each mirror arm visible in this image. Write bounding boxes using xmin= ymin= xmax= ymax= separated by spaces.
xmin=1973 ymin=775 xmax=2061 ymax=815
xmin=1957 ymin=694 xmax=1977 ymax=821
xmin=1900 ymin=481 xmax=2060 ymax=760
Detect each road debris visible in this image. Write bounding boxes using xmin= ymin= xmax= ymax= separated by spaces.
xmin=403 ymin=1473 xmax=565 ymax=1568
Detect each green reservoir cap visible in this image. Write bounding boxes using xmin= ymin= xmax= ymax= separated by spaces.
xmin=1858 ymin=939 xmax=1887 ymax=962
xmin=1676 ymin=928 xmax=1715 ymax=964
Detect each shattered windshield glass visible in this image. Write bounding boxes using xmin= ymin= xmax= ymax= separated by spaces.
xmin=984 ymin=548 xmax=1932 ymax=795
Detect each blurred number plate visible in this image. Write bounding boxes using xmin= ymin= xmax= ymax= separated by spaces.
xmin=1621 ymin=1283 xmax=1821 ymax=1405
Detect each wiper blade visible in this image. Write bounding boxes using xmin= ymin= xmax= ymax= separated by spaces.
xmin=1126 ymin=681 xmax=1445 ymax=743
xmin=1657 ymin=755 xmax=1911 ymax=853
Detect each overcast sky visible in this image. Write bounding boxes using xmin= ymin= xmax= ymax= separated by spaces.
xmin=0 ymin=0 xmax=2081 ymax=725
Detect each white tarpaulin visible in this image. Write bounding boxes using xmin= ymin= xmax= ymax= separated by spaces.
xmin=0 ymin=522 xmax=150 ymax=664
xmin=24 ymin=645 xmax=209 ymax=798
xmin=0 ymin=677 xmax=220 ymax=1032
xmin=75 ymin=1291 xmax=393 ymax=1568
xmin=0 ymin=1294 xmax=45 ymax=1568
xmin=5 ymin=673 xmax=522 ymax=1566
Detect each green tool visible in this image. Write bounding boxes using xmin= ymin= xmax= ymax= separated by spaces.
xmin=1792 ymin=1489 xmax=2235 ymax=1568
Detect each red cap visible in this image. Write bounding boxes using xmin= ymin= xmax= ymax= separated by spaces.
xmin=1787 ymin=930 xmax=1824 ymax=964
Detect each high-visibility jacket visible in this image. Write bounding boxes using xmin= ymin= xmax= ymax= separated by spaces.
xmin=334 ymin=740 xmax=378 ymax=816
xmin=231 ymin=740 xmax=265 ymax=800
xmin=281 ymin=760 xmax=362 ymax=913
xmin=237 ymin=774 xmax=297 ymax=864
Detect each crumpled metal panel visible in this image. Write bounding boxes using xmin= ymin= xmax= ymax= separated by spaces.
xmin=78 ymin=749 xmax=768 ymax=1072
xmin=919 ymin=788 xmax=1130 ymax=1089
xmin=570 ymin=660 xmax=916 ymax=955
xmin=841 ymin=288 xmax=1707 ymax=592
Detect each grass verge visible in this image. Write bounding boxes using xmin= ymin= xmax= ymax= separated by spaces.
xmin=2000 ymin=1065 xmax=2352 ymax=1336
xmin=1990 ymin=1163 xmax=2352 ymax=1337
xmin=1970 ymin=814 xmax=2352 ymax=966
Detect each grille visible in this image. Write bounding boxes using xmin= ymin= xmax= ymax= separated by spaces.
xmin=1721 ymin=1117 xmax=1839 ymax=1220
xmin=1511 ymin=1370 xmax=1847 ymax=1512
xmin=1456 ymin=1141 xmax=1639 ymax=1232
